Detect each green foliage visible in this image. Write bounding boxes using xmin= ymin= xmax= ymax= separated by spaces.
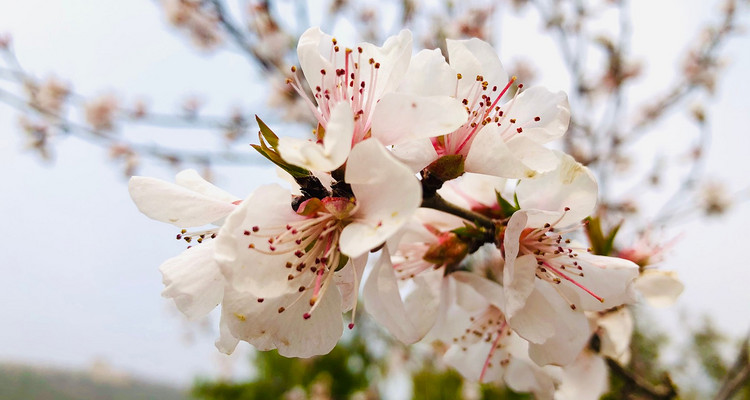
xmin=411 ymin=364 xmax=463 ymax=400
xmin=193 ymin=331 xmax=374 ymax=400
xmin=690 ymin=316 xmax=729 ymax=382
xmin=584 ymin=216 xmax=621 ymax=257
xmin=0 ymin=363 xmax=191 ymax=400
xmin=479 ymin=385 xmax=533 ymax=400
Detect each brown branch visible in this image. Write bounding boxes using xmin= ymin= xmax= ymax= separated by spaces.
xmin=421 ymin=192 xmax=496 ymax=232
xmin=0 ymin=87 xmax=260 ymax=167
xmin=714 ymin=334 xmax=750 ymax=400
xmin=207 ymin=0 xmax=276 ymax=72
xmin=606 ymin=357 xmax=678 ymax=400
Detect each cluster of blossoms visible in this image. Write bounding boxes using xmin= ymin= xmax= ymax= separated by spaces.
xmin=130 ymin=28 xmax=681 ymax=398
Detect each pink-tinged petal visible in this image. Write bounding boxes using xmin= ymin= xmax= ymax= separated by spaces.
xmin=598 ymin=307 xmax=633 ymax=362
xmin=464 ymin=124 xmax=536 ymax=178
xmin=128 ymin=176 xmax=236 ymax=228
xmin=390 ymin=138 xmax=439 ymax=173
xmin=635 ymin=269 xmax=684 ymax=307
xmin=340 ymin=139 xmax=421 ymax=258
xmin=526 ymin=283 xmax=592 ymax=366
xmin=446 ymin=38 xmax=508 ymax=100
xmin=215 ymin=312 xmax=239 ymax=355
xmin=363 ymin=248 xmax=442 ymax=344
xmin=516 ymin=152 xmax=598 ymax=224
xmin=160 ymin=241 xmax=224 ymax=320
xmin=214 ymin=184 xmax=306 ymax=295
xmin=497 ymin=87 xmax=570 ymax=144
xmin=334 ymin=254 xmax=368 ymax=312
xmin=371 ymin=93 xmax=468 ymax=145
xmin=175 ymin=169 xmax=239 ymax=203
xmin=399 ymin=49 xmax=456 ymax=96
xmin=278 ymin=102 xmax=354 ymax=171
xmin=555 ymin=351 xmax=609 ymax=400
xmin=558 ymin=253 xmax=639 ymax=312
xmin=222 ymin=284 xmax=343 ymax=358
xmin=438 ymin=172 xmax=508 ymax=210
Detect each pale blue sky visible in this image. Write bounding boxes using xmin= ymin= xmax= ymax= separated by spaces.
xmin=0 ymin=0 xmax=748 ymax=386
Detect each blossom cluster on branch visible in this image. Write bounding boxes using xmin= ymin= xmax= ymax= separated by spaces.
xmin=129 ymin=28 xmax=687 ymax=398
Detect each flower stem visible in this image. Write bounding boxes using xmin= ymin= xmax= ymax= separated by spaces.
xmin=421 ymin=193 xmax=496 ymax=232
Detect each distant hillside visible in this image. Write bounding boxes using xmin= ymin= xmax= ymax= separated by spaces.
xmin=0 ymin=363 xmax=193 ymax=400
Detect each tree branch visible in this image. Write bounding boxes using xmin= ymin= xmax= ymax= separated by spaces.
xmin=606 ymin=357 xmax=678 ymax=400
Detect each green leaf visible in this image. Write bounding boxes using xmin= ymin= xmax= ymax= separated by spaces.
xmin=255 ymin=115 xmax=279 ymax=148
xmin=602 ymin=221 xmax=622 ymax=256
xmin=495 ymin=190 xmax=519 ymax=218
xmin=251 ymin=135 xmax=310 ymax=179
xmin=584 ymin=216 xmax=621 ymax=256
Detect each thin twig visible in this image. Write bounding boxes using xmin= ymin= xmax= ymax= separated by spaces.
xmin=606 ymin=357 xmax=678 ymax=400
xmin=714 ymin=334 xmax=750 ymax=400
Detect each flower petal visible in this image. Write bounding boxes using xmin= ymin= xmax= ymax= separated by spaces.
xmin=504 ymin=335 xmax=561 ymax=400
xmin=363 ymin=248 xmax=441 ymax=344
xmin=516 ymin=151 xmax=598 ymax=225
xmin=464 ymin=124 xmax=537 ymax=178
xmin=635 ymin=269 xmax=684 ymax=308
xmin=390 ymin=138 xmax=439 ymax=173
xmin=215 ymin=312 xmax=239 ymax=355
xmin=504 ymin=212 xmax=537 ymax=317
xmin=598 ymin=307 xmax=633 ymax=362
xmin=555 ymin=351 xmax=609 ymax=400
xmin=371 ymin=93 xmax=467 ymax=145
xmin=128 ymin=176 xmax=236 ymax=228
xmin=334 ymin=254 xmax=368 ymax=312
xmin=497 ymin=87 xmax=570 ymax=144
xmin=399 ymin=49 xmax=456 ymax=96
xmin=340 ymin=139 xmax=421 ymax=258
xmin=160 ymin=241 xmax=224 ymax=320
xmin=278 ymin=102 xmax=354 ymax=171
xmin=358 ymin=29 xmax=413 ymax=101
xmin=175 ymin=169 xmax=239 ymax=203
xmin=221 ymin=284 xmax=343 ymax=358
xmin=297 ymin=27 xmax=335 ymax=95
xmin=525 ymin=283 xmax=591 ymax=366
xmin=558 ymin=253 xmax=639 ymax=312
xmin=447 ymin=38 xmax=508 ymax=100
xmin=214 ymin=184 xmax=307 ymax=295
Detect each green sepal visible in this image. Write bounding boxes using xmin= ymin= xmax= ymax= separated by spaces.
xmin=295 ymin=197 xmax=326 ymax=216
xmin=585 ymin=216 xmax=622 ymax=256
xmin=424 ymin=154 xmax=465 ymax=182
xmin=251 ymin=132 xmax=310 ymax=179
xmin=451 ymin=222 xmax=484 ymax=241
xmin=495 ymin=190 xmax=519 ymax=218
xmin=255 ymin=115 xmax=279 ymax=149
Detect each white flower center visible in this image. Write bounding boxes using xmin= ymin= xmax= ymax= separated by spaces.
xmin=433 ymin=75 xmax=537 ymax=156
xmin=517 ymin=214 xmax=604 ymax=309
xmin=452 ymin=306 xmax=510 ymax=383
xmin=287 ymin=38 xmax=382 ymax=144
xmin=242 ymin=197 xmax=357 ymax=321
